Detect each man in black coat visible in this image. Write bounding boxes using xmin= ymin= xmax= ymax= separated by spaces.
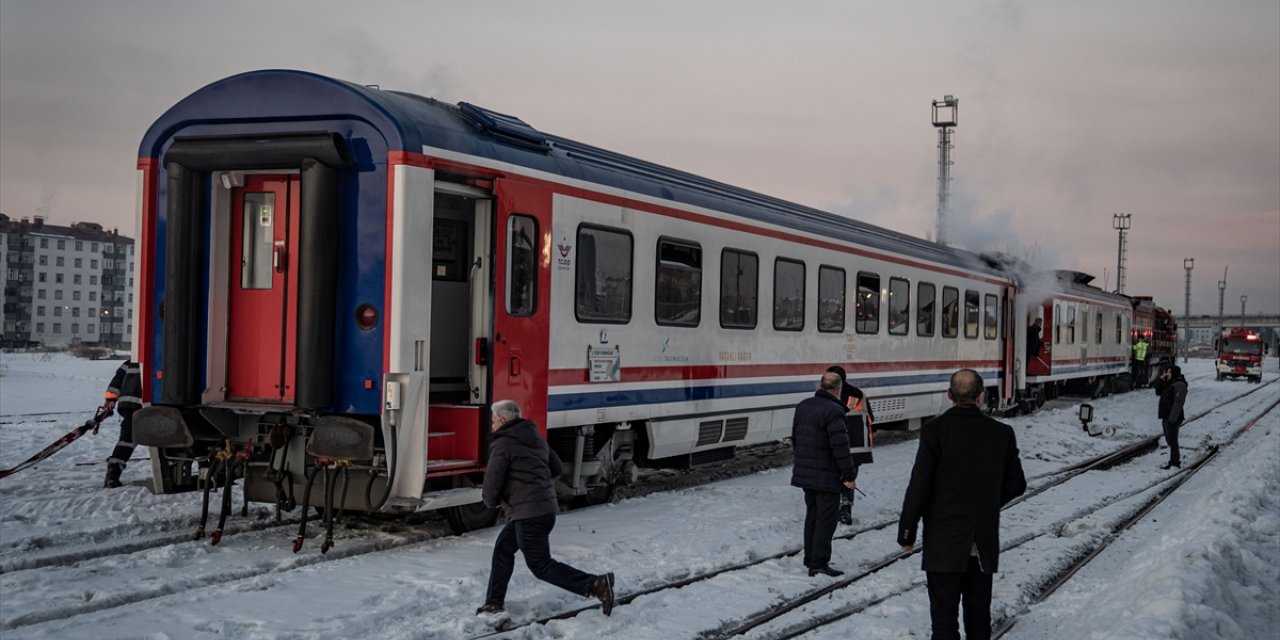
xmin=102 ymin=360 xmax=142 ymax=488
xmin=827 ymin=365 xmax=875 ymax=526
xmin=898 ymin=369 xmax=1027 ymax=640
xmin=477 ymin=399 xmax=615 ymax=616
xmin=791 ymin=372 xmax=858 ymax=577
xmin=1153 ymin=365 xmax=1188 ymax=469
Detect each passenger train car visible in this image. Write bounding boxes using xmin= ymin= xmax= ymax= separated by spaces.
xmin=128 ymin=70 xmax=1140 ymax=532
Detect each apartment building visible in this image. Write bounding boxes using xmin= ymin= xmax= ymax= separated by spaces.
xmin=1 ymin=214 xmax=135 ymax=348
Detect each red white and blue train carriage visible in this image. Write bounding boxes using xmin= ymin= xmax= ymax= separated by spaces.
xmin=128 ymin=70 xmax=1130 ymax=534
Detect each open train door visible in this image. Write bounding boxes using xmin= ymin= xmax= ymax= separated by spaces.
xmin=1002 ymin=285 xmax=1016 ymax=406
xmin=490 ymin=179 xmax=552 ymax=431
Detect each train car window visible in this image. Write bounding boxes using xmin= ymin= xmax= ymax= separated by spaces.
xmin=1116 ymin=315 xmax=1122 ymax=344
xmin=575 ymin=225 xmax=633 ymax=324
xmin=1055 ymin=303 xmax=1062 ymax=343
xmin=942 ymin=286 xmax=959 ymax=338
xmin=817 ymin=266 xmax=845 ymax=333
xmin=855 ymin=272 xmax=880 ymax=334
xmin=655 ymin=238 xmax=702 ymax=327
xmin=773 ymin=258 xmax=805 ymax=331
xmin=506 ymin=215 xmax=538 ymax=317
xmin=1066 ymin=305 xmax=1076 ymax=343
xmin=1096 ymin=311 xmax=1104 ymax=343
xmin=983 ymin=294 xmax=998 ymax=339
xmin=720 ymin=249 xmax=758 ymax=329
xmin=240 ymin=192 xmax=275 ymax=290
xmin=888 ymin=277 xmax=910 ymax=335
xmin=917 ymin=282 xmax=936 ymax=336
xmin=964 ymin=290 xmax=980 ymax=339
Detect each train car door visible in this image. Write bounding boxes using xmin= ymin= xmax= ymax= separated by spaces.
xmin=1028 ymin=302 xmax=1052 ymax=376
xmin=491 ymin=179 xmax=551 ymax=430
xmin=226 ymin=175 xmax=300 ymax=402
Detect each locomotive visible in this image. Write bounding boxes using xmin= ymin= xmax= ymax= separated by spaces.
xmin=127 ymin=70 xmax=1169 ymax=535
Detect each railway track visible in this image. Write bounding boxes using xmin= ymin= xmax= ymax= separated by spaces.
xmin=707 ymin=386 xmax=1280 ymax=640
xmin=468 ymin=378 xmax=1277 ymax=639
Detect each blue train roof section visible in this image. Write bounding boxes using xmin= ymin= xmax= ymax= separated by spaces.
xmin=141 ymin=69 xmax=1004 ymax=275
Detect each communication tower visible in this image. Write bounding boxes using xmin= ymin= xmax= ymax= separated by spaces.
xmin=1112 ymin=214 xmax=1131 ymax=294
xmin=932 ymin=95 xmax=958 ymax=245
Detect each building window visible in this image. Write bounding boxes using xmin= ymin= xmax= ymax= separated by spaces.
xmin=54 ymin=306 xmax=63 ymax=316
xmin=719 ymin=249 xmax=759 ymax=329
xmin=773 ymin=258 xmax=805 ymax=331
xmin=36 ymin=306 xmax=45 ymax=316
xmin=504 ymin=215 xmax=538 ymax=317
xmin=89 ymin=275 xmax=97 ymax=285
xmin=40 ymin=238 xmax=48 ymax=249
xmin=90 ymin=259 xmax=98 ymax=269
xmin=71 ymin=323 xmax=79 ymax=333
xmin=88 ymin=324 xmax=95 ymax=333
xmin=57 ymin=240 xmax=65 ymax=250
xmin=574 ymin=225 xmax=633 ymax=324
xmin=73 ymin=274 xmax=82 ymax=285
xmin=53 ymin=323 xmax=61 ymax=333
xmin=88 ymin=307 xmax=96 ymax=317
xmin=105 ymin=258 xmax=114 ymax=269
xmin=888 ymin=277 xmax=910 ymax=336
xmin=964 ymin=290 xmax=981 ymax=339
xmin=56 ymin=256 xmax=64 ymax=267
xmin=917 ymin=282 xmax=936 ymax=336
xmin=38 ymin=272 xmax=46 ymax=282
xmin=39 ymin=255 xmax=47 ymax=266
xmin=984 ymin=294 xmax=999 ymax=339
xmin=942 ymin=287 xmax=959 ymax=338
xmin=91 ymin=242 xmax=98 ymax=252
xmin=54 ymin=290 xmax=62 ymax=300
xmin=89 ymin=291 xmax=97 ymax=301
xmin=72 ymin=307 xmax=80 ymax=317
xmin=55 ymin=273 xmax=64 ymax=284
xmin=72 ymin=291 xmax=81 ymax=301
xmin=37 ymin=289 xmax=46 ymax=300
xmin=855 ymin=272 xmax=880 ymax=334
xmin=35 ymin=322 xmax=44 ymax=332
xmin=817 ymin=266 xmax=845 ymax=333
xmin=75 ymin=241 xmax=83 ymax=251
xmin=655 ymin=238 xmax=702 ymax=327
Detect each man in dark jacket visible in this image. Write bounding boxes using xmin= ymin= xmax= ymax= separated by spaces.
xmin=1153 ymin=365 xmax=1188 ymax=469
xmin=826 ymin=365 xmax=875 ymax=526
xmin=898 ymin=369 xmax=1026 ymax=640
xmin=477 ymin=400 xmax=615 ymax=616
xmin=791 ymin=372 xmax=858 ymax=577
xmin=102 ymin=360 xmax=142 ymax=488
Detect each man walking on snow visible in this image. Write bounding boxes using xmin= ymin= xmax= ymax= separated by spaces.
xmin=791 ymin=371 xmax=858 ymax=577
xmin=898 ymin=369 xmax=1026 ymax=640
xmin=102 ymin=359 xmax=142 ymax=488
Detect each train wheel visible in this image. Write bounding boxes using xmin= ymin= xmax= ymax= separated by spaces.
xmin=571 ymin=482 xmax=615 ymax=509
xmin=444 ymin=476 xmax=498 ymax=534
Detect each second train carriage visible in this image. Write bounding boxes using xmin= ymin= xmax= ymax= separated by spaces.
xmin=127 ymin=70 xmax=1132 ymax=532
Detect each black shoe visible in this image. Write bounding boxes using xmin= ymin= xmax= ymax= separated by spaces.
xmin=104 ymin=462 xmax=124 ymax=488
xmin=1159 ymin=461 xmax=1181 ymax=470
xmin=591 ymin=572 xmax=615 ymax=616
xmin=808 ymin=565 xmax=844 ymax=577
xmin=475 ymin=602 xmax=504 ymax=615
xmin=838 ymin=503 xmax=853 ymax=526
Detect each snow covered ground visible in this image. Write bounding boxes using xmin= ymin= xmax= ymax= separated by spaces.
xmin=1 ymin=352 xmax=1276 ymax=639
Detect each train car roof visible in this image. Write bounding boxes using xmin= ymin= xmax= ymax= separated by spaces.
xmin=141 ymin=69 xmax=1005 ymax=277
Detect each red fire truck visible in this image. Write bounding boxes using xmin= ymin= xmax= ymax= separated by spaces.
xmin=1217 ymin=328 xmax=1267 ymax=383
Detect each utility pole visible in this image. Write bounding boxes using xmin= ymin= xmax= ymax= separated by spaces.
xmin=1112 ymin=213 xmax=1131 ymax=294
xmin=1240 ymin=295 xmax=1247 ymax=325
xmin=1216 ymin=266 xmax=1228 ymax=347
xmin=1183 ymin=258 xmax=1194 ymax=363
xmin=932 ymin=95 xmax=958 ymax=246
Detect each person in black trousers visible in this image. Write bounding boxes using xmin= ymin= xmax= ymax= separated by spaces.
xmin=898 ymin=369 xmax=1027 ymax=640
xmin=1153 ymin=365 xmax=1188 ymax=469
xmin=791 ymin=372 xmax=858 ymax=577
xmin=477 ymin=399 xmax=615 ymax=616
xmin=102 ymin=360 xmax=142 ymax=488
xmin=826 ymin=365 xmax=875 ymax=525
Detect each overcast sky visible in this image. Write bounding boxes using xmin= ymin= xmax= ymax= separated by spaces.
xmin=2 ymin=0 xmax=1277 ymax=314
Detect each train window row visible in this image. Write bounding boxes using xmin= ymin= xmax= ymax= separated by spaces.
xmin=554 ymin=224 xmax=1003 ymax=340
xmin=1051 ymin=302 xmax=1127 ymax=346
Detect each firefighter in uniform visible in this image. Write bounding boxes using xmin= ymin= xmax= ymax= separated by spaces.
xmin=1132 ymin=337 xmax=1149 ymax=388
xmin=827 ymin=366 xmax=875 ymax=525
xmin=102 ymin=360 xmax=142 ymax=488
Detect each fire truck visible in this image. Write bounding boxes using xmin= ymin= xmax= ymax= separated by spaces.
xmin=1216 ymin=328 xmax=1267 ymax=383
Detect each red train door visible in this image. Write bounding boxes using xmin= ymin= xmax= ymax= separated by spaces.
xmin=491 ymin=179 xmax=551 ymax=430
xmin=226 ymin=175 xmax=301 ymax=402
